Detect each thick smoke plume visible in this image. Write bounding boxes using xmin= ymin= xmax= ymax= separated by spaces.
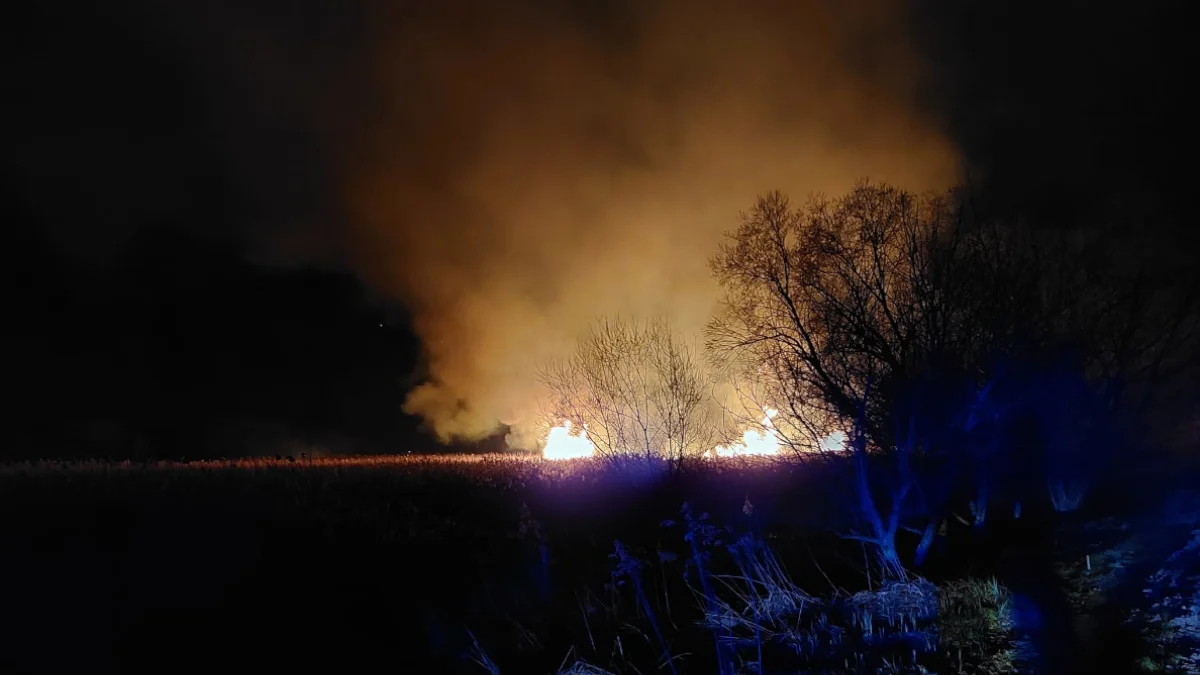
xmin=337 ymin=1 xmax=960 ymax=447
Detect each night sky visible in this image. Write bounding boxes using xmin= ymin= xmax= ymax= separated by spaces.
xmin=6 ymin=0 xmax=1192 ymax=459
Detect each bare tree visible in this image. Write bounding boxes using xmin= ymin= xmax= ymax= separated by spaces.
xmin=705 ymin=180 xmax=1198 ymax=568
xmin=705 ymin=184 xmax=970 ymax=569
xmin=539 ymin=316 xmax=722 ymax=469
xmin=710 ymin=185 xmax=960 ymax=442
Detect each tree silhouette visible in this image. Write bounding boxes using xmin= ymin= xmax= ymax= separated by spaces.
xmin=707 ymin=181 xmax=1197 ymax=567
xmin=539 ymin=316 xmax=722 ymax=468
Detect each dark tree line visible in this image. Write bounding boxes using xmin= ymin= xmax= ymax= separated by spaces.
xmin=708 ymin=182 xmax=1199 ymax=569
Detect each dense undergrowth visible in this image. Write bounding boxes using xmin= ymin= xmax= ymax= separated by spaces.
xmin=1 ymin=454 xmax=1196 ymax=674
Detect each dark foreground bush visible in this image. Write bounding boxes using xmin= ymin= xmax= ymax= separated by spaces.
xmin=2 ymin=455 xmax=1193 ymax=674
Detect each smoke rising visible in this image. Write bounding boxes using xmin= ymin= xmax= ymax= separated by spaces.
xmin=335 ymin=1 xmax=960 ymax=447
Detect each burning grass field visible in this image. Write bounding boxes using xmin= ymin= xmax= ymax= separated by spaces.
xmin=2 ymin=453 xmax=1196 ymax=674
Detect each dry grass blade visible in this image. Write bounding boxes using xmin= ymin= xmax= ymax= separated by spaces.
xmin=847 ymin=578 xmax=938 ymax=628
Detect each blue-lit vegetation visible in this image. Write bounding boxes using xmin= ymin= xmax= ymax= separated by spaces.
xmin=3 ymin=450 xmax=1196 ymax=673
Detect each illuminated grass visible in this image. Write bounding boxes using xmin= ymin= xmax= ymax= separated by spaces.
xmin=0 ymin=452 xmax=817 ymax=481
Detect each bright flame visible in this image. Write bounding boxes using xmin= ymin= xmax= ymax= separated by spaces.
xmin=542 ymin=420 xmax=595 ymax=460
xmin=711 ymin=408 xmax=781 ymax=457
xmin=819 ymin=430 xmax=847 ymax=453
xmin=541 ymin=409 xmax=846 ymax=461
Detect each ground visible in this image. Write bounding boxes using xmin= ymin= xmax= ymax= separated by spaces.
xmin=1 ymin=455 xmax=1196 ymax=674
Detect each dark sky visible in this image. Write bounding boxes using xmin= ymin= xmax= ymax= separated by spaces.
xmin=6 ymin=0 xmax=1192 ymax=456
xmin=8 ymin=1 xmax=1189 ymax=249
xmin=913 ymin=0 xmax=1190 ymax=223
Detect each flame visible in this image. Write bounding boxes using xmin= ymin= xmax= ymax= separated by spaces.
xmin=711 ymin=408 xmax=781 ymax=457
xmin=541 ymin=408 xmax=846 ymax=460
xmin=819 ymin=429 xmax=847 ymax=453
xmin=542 ymin=420 xmax=595 ymax=460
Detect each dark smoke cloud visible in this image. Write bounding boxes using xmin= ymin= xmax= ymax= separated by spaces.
xmin=337 ymin=1 xmax=959 ymax=445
